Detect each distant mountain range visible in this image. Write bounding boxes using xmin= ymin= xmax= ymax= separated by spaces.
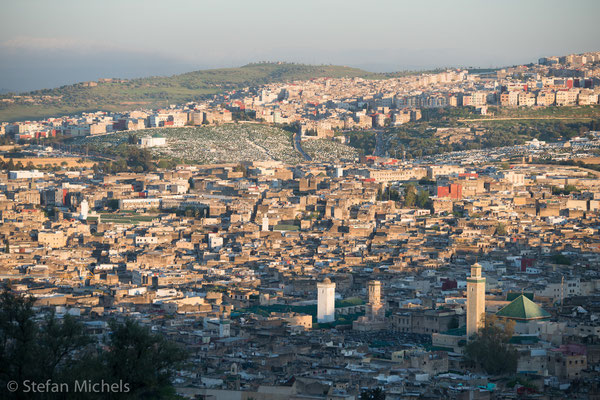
xmin=0 ymin=63 xmax=437 ymax=122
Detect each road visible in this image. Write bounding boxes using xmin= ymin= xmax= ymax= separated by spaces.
xmin=375 ymin=131 xmax=384 ymax=157
xmin=458 ymin=116 xmax=599 ymax=122
xmin=294 ymin=128 xmax=312 ymax=161
xmin=514 ymin=163 xmax=600 ymax=178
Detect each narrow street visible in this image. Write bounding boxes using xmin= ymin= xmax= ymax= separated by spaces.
xmin=294 ymin=127 xmax=312 ymax=161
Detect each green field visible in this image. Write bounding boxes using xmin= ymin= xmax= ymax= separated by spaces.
xmin=342 ymin=108 xmax=600 ymax=159
xmin=87 ymin=214 xmax=156 ymax=224
xmin=476 ymin=105 xmax=600 ymax=119
xmin=423 ymin=105 xmax=600 ymax=121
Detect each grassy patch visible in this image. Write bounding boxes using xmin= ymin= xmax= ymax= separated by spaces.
xmin=94 ymin=214 xmax=157 ymax=224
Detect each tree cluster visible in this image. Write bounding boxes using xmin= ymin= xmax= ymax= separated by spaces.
xmin=0 ymin=289 xmax=186 ymax=399
xmin=495 ymin=223 xmax=507 ymax=236
xmin=403 ymin=183 xmax=431 ymax=209
xmin=360 ymin=387 xmax=385 ymax=400
xmin=465 ymin=315 xmax=518 ymax=375
xmin=376 ymin=186 xmax=400 ymax=202
xmin=98 ymin=145 xmax=156 ymax=173
xmin=551 ymin=184 xmax=579 ymax=195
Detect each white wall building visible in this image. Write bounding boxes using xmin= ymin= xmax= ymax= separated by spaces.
xmin=9 ymin=170 xmax=44 ymax=180
xmin=139 ymin=135 xmax=166 ymax=148
xmin=317 ymin=278 xmax=336 ymax=323
xmin=79 ymin=199 xmax=89 ymax=220
xmin=208 ymin=233 xmax=223 ymax=251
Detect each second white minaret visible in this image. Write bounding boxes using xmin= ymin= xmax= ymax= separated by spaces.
xmin=317 ymin=278 xmax=336 ymax=323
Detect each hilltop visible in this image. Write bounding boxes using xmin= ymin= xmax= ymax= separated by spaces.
xmin=0 ymin=62 xmax=427 ymax=122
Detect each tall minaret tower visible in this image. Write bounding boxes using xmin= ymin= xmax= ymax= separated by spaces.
xmin=466 ymin=262 xmax=486 ymax=338
xmin=367 ymin=280 xmax=384 ymax=320
xmin=317 ymin=278 xmax=336 ymax=323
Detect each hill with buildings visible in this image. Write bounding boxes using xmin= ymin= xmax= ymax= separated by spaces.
xmin=0 ymin=63 xmax=424 ymax=122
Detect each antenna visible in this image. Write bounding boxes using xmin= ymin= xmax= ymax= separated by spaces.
xmin=560 ymin=276 xmax=564 ymax=308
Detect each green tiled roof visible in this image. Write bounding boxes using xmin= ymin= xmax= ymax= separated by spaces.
xmin=506 ymin=292 xmax=533 ymax=302
xmin=442 ymin=326 xmax=466 ymax=336
xmin=509 ymin=335 xmax=540 ymax=345
xmin=496 ymin=295 xmax=550 ymax=321
xmin=431 ymin=346 xmax=454 ymax=352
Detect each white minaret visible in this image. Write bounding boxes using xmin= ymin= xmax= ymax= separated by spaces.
xmin=466 ymin=262 xmax=486 ymax=338
xmin=79 ymin=199 xmax=89 ymax=221
xmin=262 ymin=216 xmax=269 ymax=232
xmin=317 ymin=278 xmax=336 ymax=323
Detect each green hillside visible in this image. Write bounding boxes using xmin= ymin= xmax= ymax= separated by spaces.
xmin=0 ymin=63 xmax=423 ymax=122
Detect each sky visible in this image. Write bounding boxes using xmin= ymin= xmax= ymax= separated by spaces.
xmin=1 ymin=0 xmax=599 ymax=92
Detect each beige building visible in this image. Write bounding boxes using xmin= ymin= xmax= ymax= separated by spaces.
xmin=555 ymin=89 xmax=579 ymax=106
xmin=518 ymin=92 xmax=536 ymax=107
xmin=471 ymin=91 xmax=487 ymax=107
xmin=38 ymin=231 xmax=67 ymax=248
xmin=536 ymin=91 xmax=556 ymax=106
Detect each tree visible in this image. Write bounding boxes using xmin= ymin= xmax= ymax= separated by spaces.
xmin=416 ymin=189 xmax=430 ymax=209
xmin=495 ymin=223 xmax=507 ymax=236
xmin=403 ymin=183 xmax=417 ymax=207
xmin=465 ymin=314 xmax=517 ymax=375
xmin=107 ymin=199 xmax=120 ymax=210
xmin=157 ymin=159 xmax=170 ymax=169
xmin=0 ymin=290 xmax=92 ymax=391
xmin=448 ymin=316 xmax=459 ymax=329
xmin=360 ymin=387 xmax=385 ymax=400
xmin=378 ymin=186 xmax=400 ymax=202
xmin=550 ymin=253 xmax=571 ymax=265
xmin=100 ymin=319 xmax=186 ymax=399
xmin=0 ymin=288 xmax=186 ymax=399
xmin=0 ymin=289 xmax=38 ymax=386
xmin=37 ymin=310 xmax=92 ymax=382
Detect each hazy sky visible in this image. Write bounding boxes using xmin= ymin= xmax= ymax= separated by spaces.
xmin=1 ymin=0 xmax=599 ymax=92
